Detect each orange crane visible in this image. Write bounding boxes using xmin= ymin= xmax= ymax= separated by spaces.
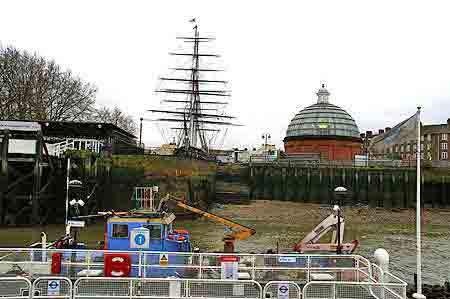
xmin=158 ymin=194 xmax=256 ymax=253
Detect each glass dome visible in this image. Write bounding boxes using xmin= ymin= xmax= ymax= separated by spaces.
xmin=286 ymin=85 xmax=360 ymax=139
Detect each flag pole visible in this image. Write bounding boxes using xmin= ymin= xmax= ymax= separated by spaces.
xmin=413 ymin=106 xmax=425 ymax=299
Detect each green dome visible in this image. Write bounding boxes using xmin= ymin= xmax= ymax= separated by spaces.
xmin=285 ymin=85 xmax=360 ymax=139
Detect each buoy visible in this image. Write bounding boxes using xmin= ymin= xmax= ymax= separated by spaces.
xmin=374 ymin=248 xmax=389 ymax=272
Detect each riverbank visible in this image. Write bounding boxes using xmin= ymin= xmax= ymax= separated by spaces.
xmin=0 ymin=200 xmax=447 ymax=284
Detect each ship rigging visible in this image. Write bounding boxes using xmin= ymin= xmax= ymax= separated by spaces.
xmin=149 ymin=20 xmax=240 ymax=159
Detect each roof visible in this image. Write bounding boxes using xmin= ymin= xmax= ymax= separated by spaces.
xmin=422 ymin=123 xmax=450 ymax=134
xmin=3 ymin=119 xmax=136 ymax=139
xmin=285 ymin=85 xmax=360 ymax=140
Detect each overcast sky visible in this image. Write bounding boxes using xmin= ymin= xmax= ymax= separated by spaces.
xmin=1 ymin=0 xmax=450 ymax=149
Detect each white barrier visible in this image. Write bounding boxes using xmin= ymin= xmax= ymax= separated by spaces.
xmin=0 ymin=248 xmax=374 ymax=284
xmin=0 ymin=277 xmax=32 ymax=299
xmin=74 ymin=277 xmax=262 ymax=299
xmin=263 ymin=281 xmax=301 ymax=299
xmin=302 ymin=280 xmax=407 ymax=299
xmin=31 ymin=277 xmax=72 ymax=299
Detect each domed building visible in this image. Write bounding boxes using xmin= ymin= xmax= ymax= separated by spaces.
xmin=284 ymin=84 xmax=362 ymax=160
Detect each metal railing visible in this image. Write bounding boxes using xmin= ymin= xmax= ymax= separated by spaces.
xmin=74 ymin=277 xmax=262 ymax=299
xmin=0 ymin=275 xmax=407 ymax=299
xmin=0 ymin=277 xmax=32 ymax=299
xmin=302 ymin=279 xmax=407 ymax=299
xmin=0 ymin=248 xmax=373 ymax=284
xmin=32 ymin=277 xmax=72 ymax=299
xmin=263 ymin=281 xmax=301 ymax=299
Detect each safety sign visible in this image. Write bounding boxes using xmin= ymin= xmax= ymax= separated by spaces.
xmin=220 ymin=256 xmax=239 ymax=280
xmin=47 ymin=280 xmax=60 ymax=296
xmin=277 ymin=283 xmax=289 ymax=299
xmin=159 ymin=253 xmax=169 ymax=267
xmin=130 ymin=227 xmax=150 ymax=249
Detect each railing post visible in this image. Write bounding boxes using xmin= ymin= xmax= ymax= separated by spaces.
xmin=307 ymin=256 xmax=311 ymax=282
xmin=252 ymin=255 xmax=256 ymax=280
xmin=332 ymin=283 xmax=336 ymax=299
xmin=185 ymin=279 xmax=190 ymax=298
xmin=198 ymin=253 xmax=203 ymax=279
xmin=138 ymin=252 xmax=143 ymax=278
xmin=356 ymin=258 xmax=360 ymax=282
xmin=129 ymin=279 xmax=133 ymax=299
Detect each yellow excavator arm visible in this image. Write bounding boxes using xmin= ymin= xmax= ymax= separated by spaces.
xmin=159 ymin=195 xmax=255 ymax=241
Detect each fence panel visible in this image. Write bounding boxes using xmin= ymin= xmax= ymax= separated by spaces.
xmin=263 ymin=281 xmax=301 ymax=299
xmin=74 ymin=277 xmax=131 ymax=299
xmin=32 ymin=277 xmax=72 ymax=299
xmin=303 ymin=281 xmax=407 ymax=299
xmin=0 ymin=277 xmax=32 ymax=299
xmin=74 ymin=278 xmax=262 ymax=299
xmin=188 ymin=280 xmax=261 ymax=299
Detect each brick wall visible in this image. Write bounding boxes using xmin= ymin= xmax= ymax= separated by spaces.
xmin=284 ymin=139 xmax=362 ymax=160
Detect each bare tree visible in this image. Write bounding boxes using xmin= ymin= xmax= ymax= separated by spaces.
xmin=0 ymin=45 xmax=97 ymax=121
xmin=92 ymin=106 xmax=137 ymax=134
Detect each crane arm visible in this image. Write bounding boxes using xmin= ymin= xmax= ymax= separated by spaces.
xmin=159 ymin=195 xmax=255 ymax=241
xmin=293 ymin=210 xmax=345 ymax=252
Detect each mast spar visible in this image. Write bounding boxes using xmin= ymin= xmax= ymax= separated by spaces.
xmin=148 ymin=20 xmax=240 ymax=159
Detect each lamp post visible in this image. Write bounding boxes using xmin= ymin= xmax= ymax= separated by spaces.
xmin=262 ymin=133 xmax=271 ymax=163
xmin=139 ymin=117 xmax=143 ymax=148
xmin=334 ymin=186 xmax=349 ymax=255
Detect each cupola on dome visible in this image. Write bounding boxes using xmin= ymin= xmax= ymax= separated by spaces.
xmin=285 ymin=84 xmax=360 ymax=139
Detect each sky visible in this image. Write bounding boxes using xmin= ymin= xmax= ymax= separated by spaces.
xmin=1 ymin=0 xmax=450 ymax=149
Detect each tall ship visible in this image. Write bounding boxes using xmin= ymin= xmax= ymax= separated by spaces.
xmin=148 ymin=19 xmax=239 ymax=160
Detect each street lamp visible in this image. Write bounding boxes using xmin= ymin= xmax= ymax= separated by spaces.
xmin=333 ymin=186 xmax=348 ymax=255
xmin=261 ymin=133 xmax=271 ymax=163
xmin=139 ymin=117 xmax=143 ymax=148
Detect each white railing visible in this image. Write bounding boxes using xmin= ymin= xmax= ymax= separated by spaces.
xmin=46 ymin=139 xmax=103 ymax=157
xmin=0 ymin=276 xmax=407 ymax=299
xmin=302 ymin=280 xmax=407 ymax=299
xmin=263 ymin=281 xmax=301 ymax=299
xmin=32 ymin=277 xmax=72 ymax=299
xmin=0 ymin=248 xmax=378 ymax=284
xmin=74 ymin=277 xmax=262 ymax=299
xmin=0 ymin=277 xmax=32 ymax=299
xmin=132 ymin=186 xmax=159 ymax=211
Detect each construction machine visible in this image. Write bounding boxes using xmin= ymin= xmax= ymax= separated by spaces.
xmin=293 ymin=205 xmax=359 ymax=254
xmin=158 ymin=194 xmax=256 ymax=253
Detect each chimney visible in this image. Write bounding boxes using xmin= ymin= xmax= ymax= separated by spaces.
xmin=378 ymin=129 xmax=385 ymax=135
xmin=367 ymin=131 xmax=373 ymax=137
xmin=385 ymin=127 xmax=391 ymax=132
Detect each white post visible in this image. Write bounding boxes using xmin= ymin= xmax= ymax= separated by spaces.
xmin=65 ymin=157 xmax=70 ymax=226
xmin=413 ymin=107 xmax=425 ymax=299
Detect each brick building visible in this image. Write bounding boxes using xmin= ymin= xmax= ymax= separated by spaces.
xmin=283 ymin=84 xmax=362 ymax=160
xmin=366 ymin=119 xmax=450 ymax=163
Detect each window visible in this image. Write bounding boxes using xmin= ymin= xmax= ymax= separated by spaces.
xmin=407 ymin=144 xmax=411 ymax=152
xmin=427 ymin=134 xmax=432 ymax=141
xmin=112 ymin=224 xmax=128 ymax=238
xmin=145 ymin=224 xmax=162 ymax=239
xmin=400 ymin=145 xmax=404 ymax=153
xmin=420 ymin=144 xmax=424 ymax=151
xmin=420 ymin=135 xmax=424 ymax=142
xmin=442 ymin=142 xmax=448 ymax=150
xmin=442 ymin=152 xmax=448 ymax=160
xmin=442 ymin=133 xmax=448 ymax=141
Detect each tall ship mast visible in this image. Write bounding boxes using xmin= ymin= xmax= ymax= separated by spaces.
xmin=149 ymin=19 xmax=239 ymax=159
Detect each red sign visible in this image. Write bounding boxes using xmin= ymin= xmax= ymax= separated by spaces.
xmin=220 ymin=256 xmax=240 ymax=263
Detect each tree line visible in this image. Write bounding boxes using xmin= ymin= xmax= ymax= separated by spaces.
xmin=0 ymin=45 xmax=136 ymax=134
